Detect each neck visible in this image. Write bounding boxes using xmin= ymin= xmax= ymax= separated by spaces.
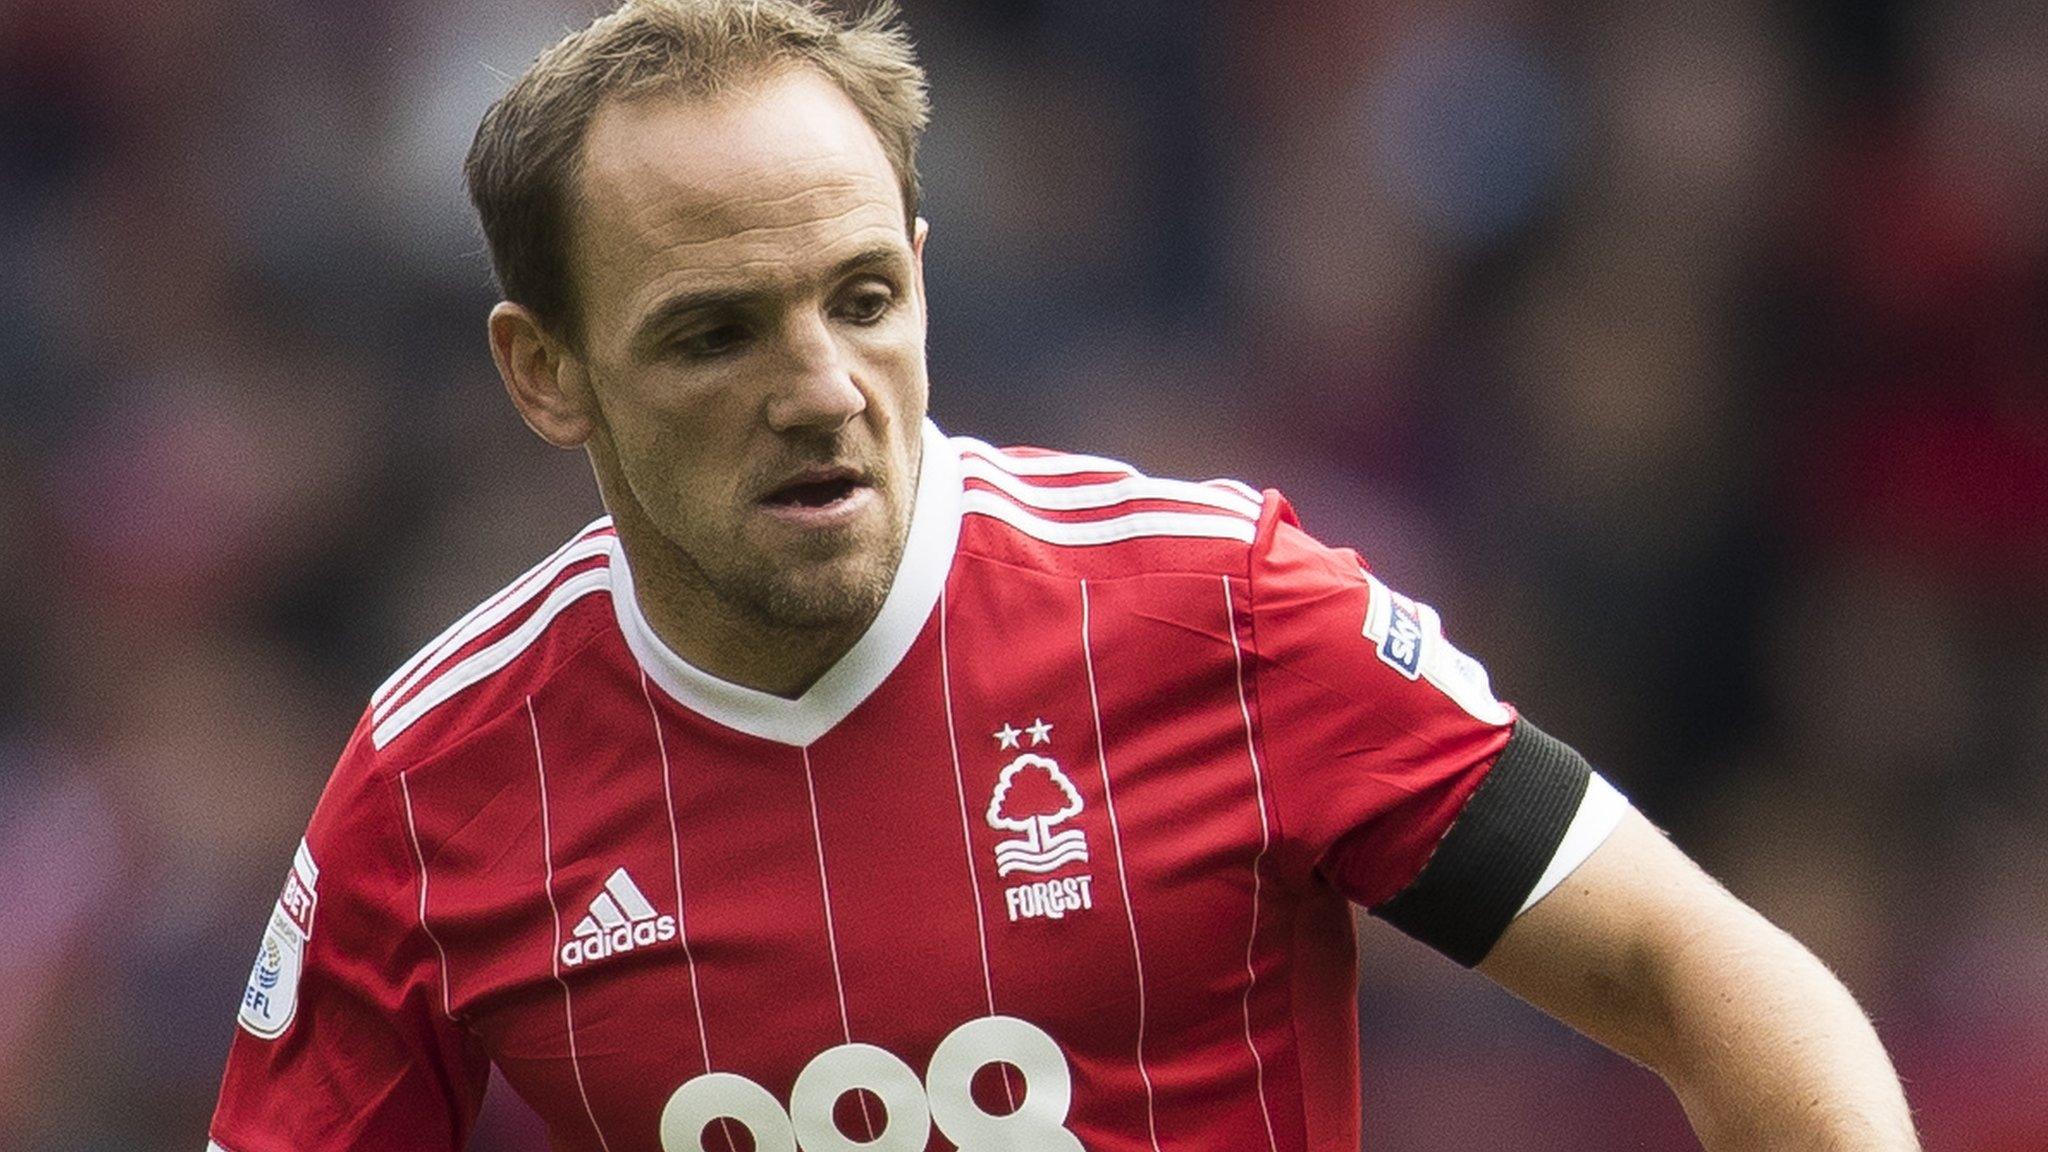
xmin=617 ymin=515 xmax=875 ymax=699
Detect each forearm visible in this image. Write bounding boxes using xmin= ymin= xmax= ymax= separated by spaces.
xmin=1481 ymin=810 xmax=1918 ymax=1150
xmin=1640 ymin=894 xmax=1917 ymax=1150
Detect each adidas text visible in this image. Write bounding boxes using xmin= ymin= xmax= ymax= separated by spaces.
xmin=561 ymin=915 xmax=676 ymax=968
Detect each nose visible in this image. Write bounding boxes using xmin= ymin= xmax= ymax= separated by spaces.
xmin=764 ymin=311 xmax=865 ymax=434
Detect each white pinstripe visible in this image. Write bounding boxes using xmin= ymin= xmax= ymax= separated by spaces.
xmin=1222 ymin=575 xmax=1281 ymax=1152
xmin=641 ymin=672 xmax=713 ymax=1074
xmin=938 ymin=591 xmax=999 ymax=1016
xmin=801 ymin=745 xmax=880 ymax=1138
xmin=800 ymin=748 xmax=854 ymax=1043
xmin=1080 ymin=579 xmax=1163 ymax=1152
xmin=397 ymin=772 xmax=455 ymax=1021
xmin=939 ymin=590 xmax=1019 ymax=1112
xmin=530 ymin=698 xmax=612 ymax=1152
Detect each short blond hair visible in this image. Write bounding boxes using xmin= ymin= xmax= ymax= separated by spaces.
xmin=465 ymin=0 xmax=930 ymax=340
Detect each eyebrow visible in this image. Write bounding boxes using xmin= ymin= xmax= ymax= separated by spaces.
xmin=627 ymin=244 xmax=910 ymax=356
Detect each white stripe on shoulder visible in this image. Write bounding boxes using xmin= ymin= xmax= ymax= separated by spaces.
xmin=373 ymin=518 xmax=613 ymax=721
xmin=962 ymin=490 xmax=1258 ymax=545
xmin=1208 ymin=478 xmax=1265 ymax=507
xmin=371 ymin=567 xmax=612 ymax=749
xmin=372 ymin=524 xmax=596 ymax=706
xmin=953 ymin=436 xmax=1139 ymax=478
xmin=960 ymin=455 xmax=1263 ymax=520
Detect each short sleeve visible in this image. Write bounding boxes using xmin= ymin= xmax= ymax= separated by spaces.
xmin=207 ymin=714 xmax=489 ymax=1152
xmin=1244 ymin=502 xmax=1620 ymax=965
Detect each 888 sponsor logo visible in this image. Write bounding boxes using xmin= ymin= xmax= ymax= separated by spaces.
xmin=660 ymin=1015 xmax=1081 ymax=1152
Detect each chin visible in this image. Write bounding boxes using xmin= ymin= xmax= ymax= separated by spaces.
xmin=750 ymin=559 xmax=894 ymax=629
xmin=734 ymin=501 xmax=908 ymax=630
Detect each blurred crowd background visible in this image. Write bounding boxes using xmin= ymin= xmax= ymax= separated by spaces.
xmin=3 ymin=0 xmax=2045 ymax=1148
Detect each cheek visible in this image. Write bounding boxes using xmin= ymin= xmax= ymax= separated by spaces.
xmin=603 ymin=395 xmax=722 ymax=507
xmin=854 ymin=332 xmax=928 ymax=408
xmin=645 ymin=422 xmax=736 ymax=501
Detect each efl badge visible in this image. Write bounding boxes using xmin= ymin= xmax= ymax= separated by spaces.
xmin=238 ymin=838 xmax=318 ymax=1039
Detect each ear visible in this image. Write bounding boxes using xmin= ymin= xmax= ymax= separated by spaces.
xmin=489 ymin=302 xmax=595 ymax=448
xmin=911 ymin=216 xmax=930 ymax=323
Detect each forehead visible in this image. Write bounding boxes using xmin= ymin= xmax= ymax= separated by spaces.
xmin=572 ymin=68 xmax=908 ymax=319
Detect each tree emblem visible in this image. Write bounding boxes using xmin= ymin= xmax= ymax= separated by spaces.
xmin=987 ymin=754 xmax=1090 ymax=876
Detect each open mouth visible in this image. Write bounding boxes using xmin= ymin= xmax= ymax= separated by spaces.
xmin=761 ymin=468 xmax=867 ymax=510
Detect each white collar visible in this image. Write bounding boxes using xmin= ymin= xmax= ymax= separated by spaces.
xmin=608 ymin=418 xmax=961 ymax=746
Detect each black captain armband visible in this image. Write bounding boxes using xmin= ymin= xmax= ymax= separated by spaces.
xmin=1372 ymin=717 xmax=1593 ymax=967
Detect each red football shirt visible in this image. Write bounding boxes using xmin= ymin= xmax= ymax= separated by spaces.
xmin=209 ymin=421 xmax=1626 ymax=1152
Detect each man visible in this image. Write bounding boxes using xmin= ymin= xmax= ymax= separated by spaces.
xmin=208 ymin=2 xmax=1919 ymax=1149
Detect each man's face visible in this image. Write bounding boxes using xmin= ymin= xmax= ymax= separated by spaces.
xmin=565 ymin=67 xmax=928 ymax=631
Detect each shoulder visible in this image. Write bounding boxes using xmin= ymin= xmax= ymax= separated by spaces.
xmin=359 ymin=515 xmax=622 ymax=770
xmin=268 ymin=518 xmax=622 ymax=942
xmin=947 ymin=434 xmax=1283 ymax=579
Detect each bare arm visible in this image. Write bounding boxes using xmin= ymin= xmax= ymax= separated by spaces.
xmin=1478 ymin=808 xmax=1919 ymax=1150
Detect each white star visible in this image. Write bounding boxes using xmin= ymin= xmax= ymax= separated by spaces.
xmin=1026 ymin=717 xmax=1053 ymax=745
xmin=993 ymin=723 xmax=1022 ymax=750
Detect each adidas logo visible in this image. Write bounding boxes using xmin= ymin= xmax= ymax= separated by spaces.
xmin=560 ymin=867 xmax=676 ymax=969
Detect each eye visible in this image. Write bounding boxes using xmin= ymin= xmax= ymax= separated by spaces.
xmin=675 ymin=323 xmax=751 ymax=359
xmin=835 ymin=280 xmax=896 ymax=325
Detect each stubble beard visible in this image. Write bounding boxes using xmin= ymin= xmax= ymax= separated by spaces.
xmin=715 ymin=428 xmax=922 ymax=634
xmin=640 ymin=452 xmax=915 ymax=640
xmin=592 ymin=412 xmax=921 ymax=652
xmin=720 ymin=510 xmax=907 ymax=631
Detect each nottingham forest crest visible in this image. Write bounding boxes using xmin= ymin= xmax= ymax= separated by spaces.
xmin=986 ymin=719 xmax=1095 ymax=922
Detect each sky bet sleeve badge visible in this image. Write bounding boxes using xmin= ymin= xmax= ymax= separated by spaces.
xmin=237 ymin=838 xmax=319 ymax=1039
xmin=1359 ymin=569 xmax=1511 ymax=726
